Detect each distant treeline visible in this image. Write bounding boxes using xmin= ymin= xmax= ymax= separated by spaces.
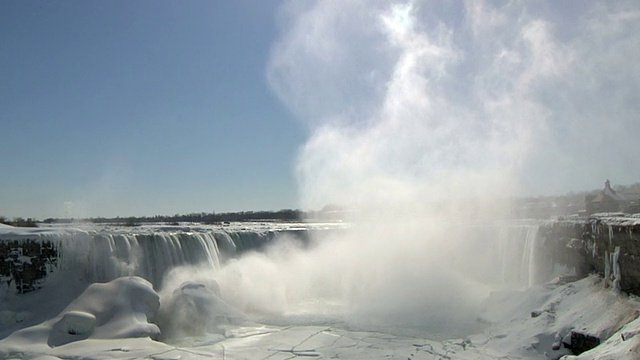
xmin=41 ymin=209 xmax=305 ymax=226
xmin=0 ymin=217 xmax=38 ymax=228
xmin=4 ymin=182 xmax=639 ymax=227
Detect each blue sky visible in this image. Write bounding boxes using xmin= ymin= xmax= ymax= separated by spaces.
xmin=1 ymin=1 xmax=303 ymax=218
xmin=2 ymin=0 xmax=640 ymax=219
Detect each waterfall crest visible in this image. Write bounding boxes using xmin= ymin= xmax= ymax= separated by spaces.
xmin=0 ymin=226 xmax=309 ymax=294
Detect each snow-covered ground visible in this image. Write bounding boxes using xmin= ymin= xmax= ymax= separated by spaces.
xmin=1 ymin=274 xmax=638 ymax=359
xmin=1 ymin=223 xmax=639 ymax=359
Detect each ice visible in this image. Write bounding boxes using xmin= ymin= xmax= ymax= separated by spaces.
xmin=0 ymin=279 xmax=637 ymax=358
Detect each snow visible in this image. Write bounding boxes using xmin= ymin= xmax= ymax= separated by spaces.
xmin=0 ymin=272 xmax=638 ymax=359
xmin=582 ymin=214 xmax=640 ymax=227
xmin=473 ymin=275 xmax=640 ymax=359
xmin=1 ymin=276 xmax=160 ymax=355
xmin=1 ymin=223 xmax=640 ymax=359
xmin=55 ymin=311 xmax=96 ymax=336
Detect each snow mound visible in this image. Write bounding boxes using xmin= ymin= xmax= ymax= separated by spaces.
xmin=62 ymin=276 xmax=160 ymax=340
xmin=54 ymin=311 xmax=96 ymax=336
xmin=0 ymin=276 xmax=161 ymax=356
xmin=157 ymin=280 xmax=247 ymax=340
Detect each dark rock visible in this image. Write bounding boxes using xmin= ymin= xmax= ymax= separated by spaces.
xmin=568 ymin=331 xmax=600 ymax=355
xmin=0 ymin=239 xmax=58 ymax=294
xmin=539 ymin=219 xmax=640 ymax=295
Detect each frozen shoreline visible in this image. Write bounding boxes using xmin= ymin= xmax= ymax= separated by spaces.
xmin=1 ymin=274 xmax=639 ymax=359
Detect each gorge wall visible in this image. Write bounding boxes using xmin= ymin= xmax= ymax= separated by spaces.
xmin=538 ymin=215 xmax=640 ymax=295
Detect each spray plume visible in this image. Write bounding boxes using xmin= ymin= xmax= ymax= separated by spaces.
xmin=180 ymin=0 xmax=640 ymax=338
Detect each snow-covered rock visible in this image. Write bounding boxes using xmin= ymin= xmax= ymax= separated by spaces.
xmin=54 ymin=311 xmax=96 ymax=336
xmin=474 ymin=275 xmax=640 ymax=359
xmin=156 ymin=280 xmax=246 ymax=339
xmin=0 ymin=276 xmax=161 ymax=355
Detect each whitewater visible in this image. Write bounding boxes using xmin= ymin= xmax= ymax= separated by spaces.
xmin=1 ymin=221 xmax=639 ymax=359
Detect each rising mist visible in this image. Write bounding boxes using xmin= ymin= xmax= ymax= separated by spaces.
xmin=182 ymin=0 xmax=640 ymax=338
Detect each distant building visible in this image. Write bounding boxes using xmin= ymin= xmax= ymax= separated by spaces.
xmin=585 ymin=180 xmax=640 ymax=214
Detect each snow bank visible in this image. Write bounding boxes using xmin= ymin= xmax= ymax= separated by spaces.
xmin=0 ymin=274 xmax=639 ymax=359
xmin=473 ymin=275 xmax=640 ymax=359
xmin=0 ymin=276 xmax=161 ymax=357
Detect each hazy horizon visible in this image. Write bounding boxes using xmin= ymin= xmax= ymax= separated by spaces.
xmin=3 ymin=179 xmax=637 ymax=221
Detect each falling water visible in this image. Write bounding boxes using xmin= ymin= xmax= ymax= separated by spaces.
xmin=498 ymin=222 xmax=543 ymax=289
xmin=0 ymin=226 xmax=312 ymax=294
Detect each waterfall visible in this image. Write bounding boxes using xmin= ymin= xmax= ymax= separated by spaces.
xmin=497 ymin=222 xmax=543 ymax=289
xmin=524 ymin=225 xmax=541 ymax=288
xmin=85 ymin=231 xmax=223 ymax=286
xmin=0 ymin=226 xmax=308 ymax=295
xmin=0 ymin=224 xmax=318 ymax=295
xmin=1 ymin=222 xmax=547 ymax=295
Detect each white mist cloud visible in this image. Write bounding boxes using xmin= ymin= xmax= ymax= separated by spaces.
xmin=208 ymin=0 xmax=640 ymax=337
xmin=271 ymin=1 xmax=522 ymax=212
xmin=269 ymin=0 xmax=640 ymax=203
xmin=268 ymin=1 xmax=395 ymax=126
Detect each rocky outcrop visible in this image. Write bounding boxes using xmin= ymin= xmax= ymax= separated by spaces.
xmin=0 ymin=240 xmax=58 ymax=293
xmin=567 ymin=330 xmax=601 ymax=355
xmin=539 ymin=216 xmax=640 ymax=295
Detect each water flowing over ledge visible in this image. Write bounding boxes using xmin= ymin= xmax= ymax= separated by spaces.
xmin=0 ymin=223 xmax=334 ymax=294
xmin=6 ymin=216 xmax=638 ymax=299
xmin=0 ymin=221 xmax=563 ymax=295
